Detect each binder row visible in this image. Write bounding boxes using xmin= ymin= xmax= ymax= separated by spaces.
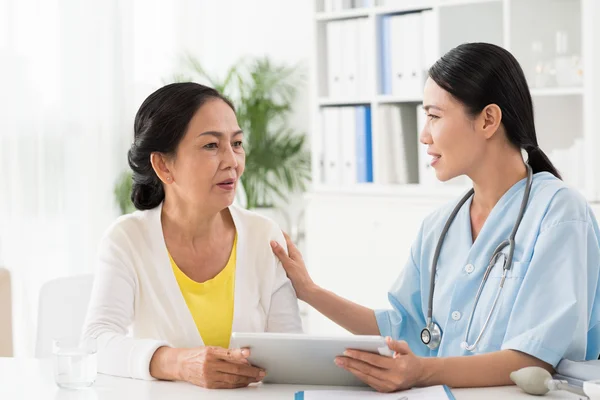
xmin=319 ymin=5 xmax=471 ymax=188
xmin=379 ymin=10 xmax=437 ymax=96
xmin=321 ymin=106 xmax=373 ymax=185
xmin=324 ymin=10 xmax=438 ymax=99
xmin=326 ymin=19 xmax=372 ymax=99
xmin=376 ymin=104 xmax=419 ymax=185
xmin=320 ymin=105 xmax=470 ymax=187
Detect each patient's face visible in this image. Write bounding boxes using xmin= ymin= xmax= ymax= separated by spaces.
xmin=420 ymin=77 xmax=485 ymax=182
xmin=168 ymin=98 xmax=245 ymax=212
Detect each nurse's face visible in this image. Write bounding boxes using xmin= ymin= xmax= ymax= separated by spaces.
xmin=420 ymin=77 xmax=486 ymax=182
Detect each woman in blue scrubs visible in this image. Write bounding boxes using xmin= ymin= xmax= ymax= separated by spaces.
xmin=271 ymin=42 xmax=600 ymax=392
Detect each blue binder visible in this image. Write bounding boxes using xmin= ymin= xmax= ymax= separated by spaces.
xmin=379 ymin=16 xmax=392 ymax=95
xmin=355 ymin=106 xmax=373 ymax=183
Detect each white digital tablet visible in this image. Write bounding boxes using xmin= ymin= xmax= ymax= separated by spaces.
xmin=229 ymin=332 xmax=393 ymax=386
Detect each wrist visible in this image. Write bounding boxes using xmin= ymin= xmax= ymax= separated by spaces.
xmin=418 ymin=356 xmax=444 ymax=387
xmin=172 ymin=348 xmax=185 ymax=381
xmin=150 ymin=346 xmax=182 ymax=381
xmin=299 ymin=281 xmax=320 ymax=303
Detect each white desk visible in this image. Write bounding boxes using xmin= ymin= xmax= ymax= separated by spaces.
xmin=0 ymin=358 xmax=583 ymax=400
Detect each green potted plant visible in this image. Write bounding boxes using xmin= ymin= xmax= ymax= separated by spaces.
xmin=114 ymin=55 xmax=310 ymax=215
xmin=114 ymin=170 xmax=136 ymax=215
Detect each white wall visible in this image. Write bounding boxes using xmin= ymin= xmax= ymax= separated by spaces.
xmin=131 ymin=0 xmax=313 ymax=130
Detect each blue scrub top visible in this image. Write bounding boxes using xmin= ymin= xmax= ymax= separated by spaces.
xmin=375 ymin=172 xmax=600 ymax=367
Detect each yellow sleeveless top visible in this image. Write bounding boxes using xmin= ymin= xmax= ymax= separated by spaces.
xmin=169 ymin=235 xmax=236 ymax=348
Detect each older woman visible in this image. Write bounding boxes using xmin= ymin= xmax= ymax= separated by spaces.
xmin=83 ymin=82 xmax=302 ymax=389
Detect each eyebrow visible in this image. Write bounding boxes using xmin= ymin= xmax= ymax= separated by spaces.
xmin=197 ymin=130 xmax=244 ymax=138
xmin=423 ymin=105 xmax=444 ymax=112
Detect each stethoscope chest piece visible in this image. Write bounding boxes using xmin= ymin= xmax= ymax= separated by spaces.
xmin=421 ymin=320 xmax=442 ymax=350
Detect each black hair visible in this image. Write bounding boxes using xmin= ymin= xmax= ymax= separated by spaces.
xmin=429 ymin=42 xmax=561 ymax=179
xmin=127 ymin=82 xmax=235 ymax=210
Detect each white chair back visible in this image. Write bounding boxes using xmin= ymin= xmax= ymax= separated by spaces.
xmin=35 ymin=274 xmax=94 ymax=358
xmin=0 ymin=267 xmax=13 ymax=356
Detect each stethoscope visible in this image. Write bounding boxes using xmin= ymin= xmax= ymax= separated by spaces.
xmin=420 ymin=164 xmax=533 ymax=352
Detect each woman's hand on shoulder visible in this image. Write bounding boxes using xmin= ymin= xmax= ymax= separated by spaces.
xmin=151 ymin=346 xmax=266 ymax=389
xmin=270 ymin=232 xmax=317 ymax=301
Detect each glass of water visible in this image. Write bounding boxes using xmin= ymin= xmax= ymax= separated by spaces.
xmin=52 ymin=337 xmax=97 ymax=389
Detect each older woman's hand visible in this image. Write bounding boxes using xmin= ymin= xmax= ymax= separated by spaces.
xmin=151 ymin=346 xmax=266 ymax=389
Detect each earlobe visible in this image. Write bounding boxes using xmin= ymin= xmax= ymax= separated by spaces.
xmin=150 ymin=152 xmax=172 ymax=184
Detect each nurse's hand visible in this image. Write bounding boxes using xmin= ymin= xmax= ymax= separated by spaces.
xmin=271 ymin=232 xmax=316 ymax=301
xmin=335 ymin=337 xmax=425 ymax=393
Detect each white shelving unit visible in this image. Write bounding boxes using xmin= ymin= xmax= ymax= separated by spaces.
xmin=530 ymin=87 xmax=585 ymax=97
xmin=309 ymin=0 xmax=600 ymax=200
xmin=303 ymin=0 xmax=600 ymax=335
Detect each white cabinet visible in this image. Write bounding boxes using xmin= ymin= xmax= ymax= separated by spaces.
xmin=303 ymin=192 xmax=448 ymax=334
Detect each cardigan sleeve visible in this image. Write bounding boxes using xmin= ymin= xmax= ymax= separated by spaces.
xmin=82 ymin=225 xmax=170 ymax=380
xmin=264 ymin=230 xmax=303 ymax=333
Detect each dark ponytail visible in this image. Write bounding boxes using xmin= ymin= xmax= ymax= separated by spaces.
xmin=128 ymin=82 xmax=235 ymax=210
xmin=429 ymin=42 xmax=561 ymax=179
xmin=526 ymin=146 xmax=561 ymax=179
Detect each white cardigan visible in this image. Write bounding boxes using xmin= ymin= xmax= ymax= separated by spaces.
xmin=83 ymin=203 xmax=302 ymax=380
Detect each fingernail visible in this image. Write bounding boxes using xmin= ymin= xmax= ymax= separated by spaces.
xmin=335 ymin=358 xmax=343 ymax=366
xmin=259 ymin=371 xmax=266 ymax=377
xmin=343 ymin=351 xmax=350 ymax=357
xmin=241 ymin=349 xmax=250 ymax=357
xmin=270 ymin=241 xmax=277 ymax=248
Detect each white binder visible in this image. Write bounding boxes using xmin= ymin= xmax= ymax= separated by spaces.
xmin=341 ymin=20 xmax=359 ymax=98
xmin=399 ymin=105 xmax=420 ymax=184
xmin=322 ymin=108 xmax=343 ymax=185
xmin=356 ymin=18 xmax=371 ymax=98
xmin=331 ymin=0 xmax=344 ymax=11
xmin=326 ymin=21 xmax=344 ymax=98
xmin=390 ymin=15 xmax=406 ymax=96
xmin=341 ymin=0 xmax=353 ymax=9
xmin=388 ymin=105 xmax=408 ymax=184
xmin=375 ymin=106 xmax=393 ymax=184
xmin=422 ymin=9 xmax=439 ymax=70
xmin=402 ymin=12 xmax=424 ymax=98
xmin=357 ymin=0 xmax=374 ymax=7
xmin=340 ymin=107 xmax=357 ymax=185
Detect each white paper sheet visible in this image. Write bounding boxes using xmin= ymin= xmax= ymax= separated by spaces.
xmin=299 ymin=385 xmax=453 ymax=400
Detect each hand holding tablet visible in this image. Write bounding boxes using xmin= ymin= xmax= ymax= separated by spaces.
xmin=229 ymin=333 xmax=393 ymax=386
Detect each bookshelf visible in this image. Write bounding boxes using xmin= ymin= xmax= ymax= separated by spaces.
xmin=303 ymin=0 xmax=600 ymax=335
xmin=309 ymin=0 xmax=600 ymax=200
